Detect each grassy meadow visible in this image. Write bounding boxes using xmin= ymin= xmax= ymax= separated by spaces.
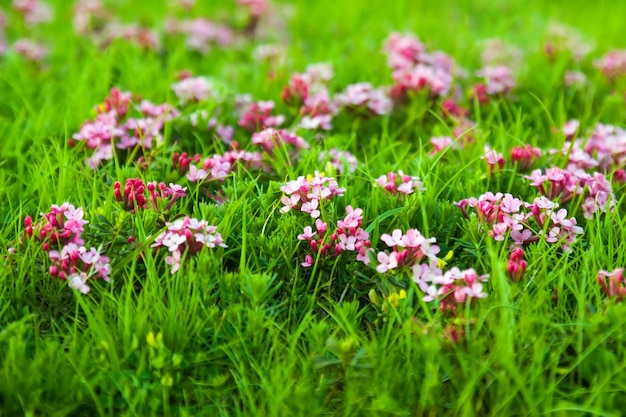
xmin=1 ymin=0 xmax=626 ymax=415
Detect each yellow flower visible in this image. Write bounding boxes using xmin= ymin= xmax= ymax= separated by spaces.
xmin=386 ymin=289 xmax=407 ymax=307
xmin=437 ymin=250 xmax=454 ymax=269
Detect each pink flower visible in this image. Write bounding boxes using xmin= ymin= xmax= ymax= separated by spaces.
xmin=598 ymin=268 xmax=626 ymax=302
xmin=171 ymin=76 xmax=212 ymax=103
xmin=376 ymin=251 xmax=398 ymax=273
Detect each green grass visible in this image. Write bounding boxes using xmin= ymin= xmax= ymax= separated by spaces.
xmin=1 ymin=0 xmax=626 ymax=415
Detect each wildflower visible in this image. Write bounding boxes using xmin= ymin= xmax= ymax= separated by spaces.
xmin=151 ymin=217 xmax=226 ymax=274
xmin=476 ymin=65 xmax=515 ymax=95
xmin=597 ymin=268 xmax=626 ymax=302
xmin=13 ymin=0 xmax=53 ymax=26
xmin=335 ymin=83 xmax=392 ymax=116
xmin=12 ymin=39 xmax=48 ymax=62
xmin=319 ymin=149 xmax=359 ymax=174
xmin=251 ymin=128 xmax=308 ymax=155
xmin=298 ymin=206 xmax=370 ymax=267
xmin=374 ymin=171 xmax=424 ymax=196
xmin=171 ymin=76 xmax=212 ymax=104
xmin=238 ymin=100 xmax=285 ymax=132
xmin=483 ymin=146 xmax=505 ymax=174
xmin=594 ymin=50 xmax=626 ymax=82
xmin=510 ymin=144 xmax=541 ymax=171
xmin=506 ymin=247 xmax=527 ymax=281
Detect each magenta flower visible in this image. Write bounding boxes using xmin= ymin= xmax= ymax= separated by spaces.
xmin=374 ymin=170 xmax=424 ymax=196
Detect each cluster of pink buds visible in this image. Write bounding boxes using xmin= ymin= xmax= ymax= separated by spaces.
xmin=23 ymin=203 xmax=110 ymax=293
xmin=251 ymin=128 xmax=309 ymax=155
xmin=237 ymin=99 xmax=285 ymax=132
xmin=71 ymin=88 xmax=179 ymax=168
xmin=525 ymin=167 xmax=615 ymax=218
xmin=151 ymin=217 xmax=226 ymax=274
xmin=374 ymin=170 xmax=424 ymax=196
xmin=13 ymin=0 xmax=53 ymax=26
xmin=298 ymin=206 xmax=371 ymax=267
xmin=483 ymin=146 xmax=505 ymax=174
xmin=114 ymin=179 xmax=186 ymax=213
xmin=456 ymin=193 xmax=583 ymax=250
xmin=376 ymin=228 xmax=440 ymax=273
xmin=334 ymin=83 xmax=392 ymax=116
xmin=511 ymin=144 xmax=541 ymax=171
xmin=594 ymin=50 xmax=626 ymax=82
xmin=166 ymin=18 xmax=235 ymax=54
xmin=415 ymin=267 xmax=488 ymax=313
xmin=279 ymin=172 xmax=346 ymax=218
xmin=171 ymin=76 xmax=213 ymax=104
xmin=99 ymin=23 xmax=160 ymax=50
xmin=174 ymin=145 xmax=264 ymax=184
xmin=319 ymin=149 xmax=359 ymax=175
xmin=383 ymin=32 xmax=454 ymax=101
xmin=506 ymin=247 xmax=527 ymax=281
xmin=597 ymin=268 xmax=626 ymax=302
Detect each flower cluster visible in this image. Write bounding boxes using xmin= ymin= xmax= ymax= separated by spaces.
xmin=237 ymin=99 xmax=285 ymax=132
xmin=594 ymin=50 xmax=626 ymax=82
xmin=483 ymin=146 xmax=505 ymax=173
xmin=374 ymin=171 xmax=424 ymax=196
xmin=23 ymin=203 xmax=110 ymax=293
xmin=279 ymin=172 xmax=345 ymax=218
xmin=334 ymin=83 xmax=392 ymax=116
xmin=543 ymin=23 xmax=594 ymax=62
xmin=151 ymin=217 xmax=226 ymax=273
xmin=165 ymin=18 xmax=235 ymax=53
xmin=456 ymin=192 xmax=584 ymax=250
xmin=416 ymin=267 xmax=488 ymax=313
xmin=298 ymin=206 xmax=371 ymax=267
xmin=319 ymin=149 xmax=359 ymax=175
xmin=376 ymin=228 xmax=440 ymax=273
xmin=476 ymin=65 xmax=516 ymax=96
xmin=114 ymin=179 xmax=187 ymax=213
xmin=510 ymin=144 xmax=541 ymax=171
xmin=13 ymin=0 xmax=53 ymax=26
xmin=251 ymin=128 xmax=309 ymax=155
xmin=71 ymin=88 xmax=179 ymax=168
xmin=384 ymin=32 xmax=454 ymax=101
xmin=171 ymin=76 xmax=213 ymax=104
xmin=525 ymin=167 xmax=615 ymax=218
xmin=597 ymin=268 xmax=626 ymax=302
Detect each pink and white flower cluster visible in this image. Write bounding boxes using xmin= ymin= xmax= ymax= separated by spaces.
xmin=13 ymin=0 xmax=53 ymax=26
xmin=171 ymin=76 xmax=213 ymax=104
xmin=319 ymin=149 xmax=359 ymax=175
xmin=165 ymin=18 xmax=235 ymax=53
xmin=335 ymin=83 xmax=392 ymax=116
xmin=374 ymin=170 xmax=424 ymax=196
xmin=282 ymin=63 xmax=337 ymax=130
xmin=511 ymin=144 xmax=541 ymax=171
xmin=298 ymin=206 xmax=371 ymax=267
xmin=374 ymin=227 xmax=487 ymax=311
xmin=594 ymin=50 xmax=626 ymax=82
xmin=114 ymin=178 xmax=186 ymax=213
xmin=456 ymin=192 xmax=584 ymax=250
xmin=375 ymin=228 xmax=440 ymax=273
xmin=23 ymin=203 xmax=110 ymax=293
xmin=71 ymin=88 xmax=179 ymax=168
xmin=251 ymin=128 xmax=309 ymax=155
xmin=415 ymin=267 xmax=488 ymax=313
xmin=151 ymin=217 xmax=226 ymax=274
xmin=279 ymin=172 xmax=345 ymax=218
xmin=525 ymin=167 xmax=615 ymax=218
xmin=384 ymin=32 xmax=455 ymax=101
xmin=237 ymin=99 xmax=285 ymax=132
